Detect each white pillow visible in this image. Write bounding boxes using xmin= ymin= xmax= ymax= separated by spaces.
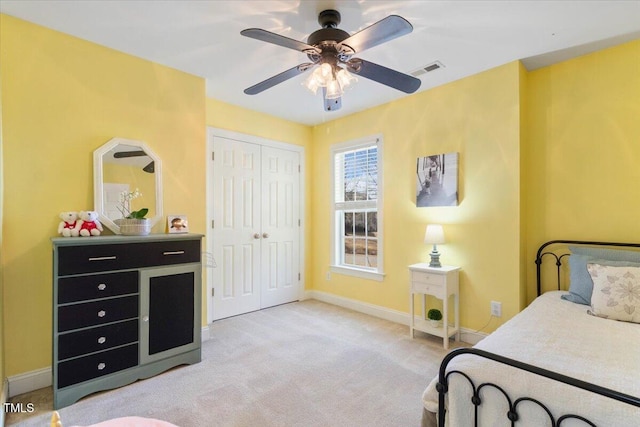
xmin=587 ymin=263 xmax=640 ymax=324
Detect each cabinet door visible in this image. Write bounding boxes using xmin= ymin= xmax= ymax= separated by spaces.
xmin=140 ymin=264 xmax=201 ymax=364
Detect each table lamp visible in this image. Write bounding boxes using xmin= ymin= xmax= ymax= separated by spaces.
xmin=424 ymin=224 xmax=445 ymax=268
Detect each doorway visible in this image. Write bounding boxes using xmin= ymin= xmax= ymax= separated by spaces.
xmin=206 ymin=128 xmax=304 ymax=321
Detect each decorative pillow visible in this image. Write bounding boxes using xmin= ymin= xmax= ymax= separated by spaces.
xmin=563 ymin=254 xmax=594 ymax=305
xmin=563 ymin=254 xmax=640 ymax=305
xmin=587 ymin=263 xmax=640 ymax=323
xmin=570 ymin=246 xmax=640 ymax=262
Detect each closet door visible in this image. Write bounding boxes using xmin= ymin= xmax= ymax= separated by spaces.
xmin=210 ymin=135 xmax=301 ymax=320
xmin=211 ymin=137 xmax=262 ymax=320
xmin=260 ymin=146 xmax=300 ymax=308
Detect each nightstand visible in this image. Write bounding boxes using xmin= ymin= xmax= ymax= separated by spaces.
xmin=408 ymin=263 xmax=460 ymax=349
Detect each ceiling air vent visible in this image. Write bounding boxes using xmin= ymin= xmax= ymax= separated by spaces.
xmin=411 ymin=61 xmax=445 ymax=77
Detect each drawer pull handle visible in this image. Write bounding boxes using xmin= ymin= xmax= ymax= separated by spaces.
xmin=97 ymin=336 xmax=106 ymax=344
xmin=97 ymin=363 xmax=106 ymax=371
xmin=163 ymin=251 xmax=185 ymax=256
xmin=97 ymin=310 xmax=106 ymax=318
xmin=97 ymin=283 xmax=107 ymax=291
xmin=88 ymin=256 xmax=117 ymax=261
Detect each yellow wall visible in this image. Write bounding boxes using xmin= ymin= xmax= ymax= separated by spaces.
xmin=0 ymin=14 xmax=206 ymax=376
xmin=524 ymin=40 xmax=640 ymax=300
xmin=310 ymin=62 xmax=524 ymax=331
xmin=206 ymin=99 xmax=311 ymax=147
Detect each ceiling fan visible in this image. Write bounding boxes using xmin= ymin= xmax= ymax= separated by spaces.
xmin=113 ymin=150 xmax=155 ymax=173
xmin=241 ymin=9 xmax=421 ymax=111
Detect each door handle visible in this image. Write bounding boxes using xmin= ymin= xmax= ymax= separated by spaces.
xmin=262 ymin=233 xmax=269 ymax=239
xmin=253 ymin=233 xmax=261 ymax=239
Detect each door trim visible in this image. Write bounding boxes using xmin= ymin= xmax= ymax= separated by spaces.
xmin=205 ymin=127 xmax=306 ymax=324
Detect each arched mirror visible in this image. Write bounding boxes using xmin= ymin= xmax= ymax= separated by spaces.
xmin=94 ymin=137 xmax=163 ymax=234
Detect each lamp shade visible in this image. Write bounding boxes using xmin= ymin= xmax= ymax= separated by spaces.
xmin=424 ymin=224 xmax=445 ymax=245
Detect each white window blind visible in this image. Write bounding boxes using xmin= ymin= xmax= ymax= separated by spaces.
xmin=334 ymin=145 xmax=378 ymax=206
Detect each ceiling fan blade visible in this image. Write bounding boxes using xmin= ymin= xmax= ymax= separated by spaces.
xmin=113 ymin=150 xmax=147 ymax=158
xmin=143 ymin=161 xmax=155 ymax=174
xmin=339 ymin=15 xmax=412 ymax=54
xmin=241 ymin=28 xmax=319 ymax=53
xmin=347 ymin=58 xmax=421 ymax=94
xmin=244 ymin=63 xmax=314 ymax=95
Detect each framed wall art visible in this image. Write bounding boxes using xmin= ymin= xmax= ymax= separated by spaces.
xmin=416 ymin=152 xmax=459 ymax=207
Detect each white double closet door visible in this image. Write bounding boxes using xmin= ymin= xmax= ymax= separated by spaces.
xmin=208 ymin=132 xmax=301 ymax=321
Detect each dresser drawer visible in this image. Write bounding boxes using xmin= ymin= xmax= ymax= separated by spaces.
xmin=412 ymin=282 xmax=445 ymax=299
xmin=139 ymin=240 xmax=201 ymax=268
xmin=411 ymin=271 xmax=445 ymax=286
xmin=58 ymin=295 xmax=139 ymax=332
xmin=57 ymin=239 xmax=201 ymax=275
xmin=58 ymin=271 xmax=138 ymax=304
xmin=58 ymin=319 xmax=138 ymax=360
xmin=57 ymin=344 xmax=138 ymax=388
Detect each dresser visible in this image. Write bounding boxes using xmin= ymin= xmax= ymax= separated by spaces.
xmin=408 ymin=263 xmax=460 ymax=349
xmin=52 ymin=234 xmax=203 ymax=409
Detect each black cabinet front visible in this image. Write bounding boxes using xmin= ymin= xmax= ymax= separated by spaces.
xmin=149 ymin=272 xmax=195 ymax=355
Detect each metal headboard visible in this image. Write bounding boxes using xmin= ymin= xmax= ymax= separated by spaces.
xmin=535 ymin=240 xmax=640 ymax=296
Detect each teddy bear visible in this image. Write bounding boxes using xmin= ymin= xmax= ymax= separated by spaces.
xmin=57 ymin=211 xmax=80 ymax=237
xmin=75 ymin=210 xmax=103 ymax=237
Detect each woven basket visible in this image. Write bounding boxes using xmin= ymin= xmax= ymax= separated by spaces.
xmin=117 ymin=218 xmax=151 ymax=236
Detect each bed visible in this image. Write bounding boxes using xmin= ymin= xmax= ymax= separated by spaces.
xmin=422 ymin=240 xmax=640 ymax=426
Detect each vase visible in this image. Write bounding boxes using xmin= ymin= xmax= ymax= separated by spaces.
xmin=429 ymin=319 xmax=442 ymax=328
xmin=116 ymin=218 xmax=151 ymax=236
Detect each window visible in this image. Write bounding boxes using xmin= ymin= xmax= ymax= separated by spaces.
xmin=331 ymin=135 xmax=384 ymax=281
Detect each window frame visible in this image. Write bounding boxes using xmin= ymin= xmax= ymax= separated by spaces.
xmin=330 ymin=134 xmax=384 ymax=281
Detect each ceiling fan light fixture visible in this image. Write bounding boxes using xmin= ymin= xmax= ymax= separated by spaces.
xmin=336 ymin=67 xmax=356 ymax=90
xmin=325 ymin=79 xmax=343 ymax=99
xmin=319 ymin=62 xmax=333 ymax=79
xmin=303 ymin=62 xmax=356 ymax=98
xmin=303 ymin=69 xmax=323 ymax=94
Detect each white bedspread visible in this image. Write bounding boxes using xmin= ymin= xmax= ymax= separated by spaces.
xmin=422 ymin=291 xmax=640 ymax=426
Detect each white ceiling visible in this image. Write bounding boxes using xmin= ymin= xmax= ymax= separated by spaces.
xmin=1 ymin=1 xmax=639 ymax=126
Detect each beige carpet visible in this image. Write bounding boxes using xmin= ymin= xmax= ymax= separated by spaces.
xmin=7 ymin=300 xmax=462 ymax=427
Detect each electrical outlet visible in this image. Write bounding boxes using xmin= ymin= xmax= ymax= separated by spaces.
xmin=326 ymin=272 xmax=331 ymax=281
xmin=491 ymin=301 xmax=502 ymax=317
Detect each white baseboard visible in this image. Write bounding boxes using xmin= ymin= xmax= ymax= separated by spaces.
xmin=7 ymin=367 xmax=51 ymax=398
xmin=201 ymin=325 xmax=210 ymax=341
xmin=305 ymin=290 xmax=409 ymax=325
xmin=7 ymin=325 xmax=212 ymax=398
xmin=305 ymin=290 xmax=486 ymax=345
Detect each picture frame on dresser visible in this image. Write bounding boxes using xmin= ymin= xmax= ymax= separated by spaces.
xmin=51 ymin=233 xmax=203 ymax=409
xmin=167 ymin=215 xmax=188 ymax=233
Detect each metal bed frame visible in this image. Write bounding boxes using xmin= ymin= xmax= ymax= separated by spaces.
xmin=436 ymin=240 xmax=640 ymax=427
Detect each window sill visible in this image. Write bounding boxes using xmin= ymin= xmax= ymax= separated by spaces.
xmin=330 ymin=265 xmax=385 ymax=282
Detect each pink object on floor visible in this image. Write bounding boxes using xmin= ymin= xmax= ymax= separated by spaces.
xmin=72 ymin=416 xmax=179 ymax=427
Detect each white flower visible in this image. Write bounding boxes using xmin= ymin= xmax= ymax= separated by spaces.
xmin=117 ymin=188 xmax=142 ymax=218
